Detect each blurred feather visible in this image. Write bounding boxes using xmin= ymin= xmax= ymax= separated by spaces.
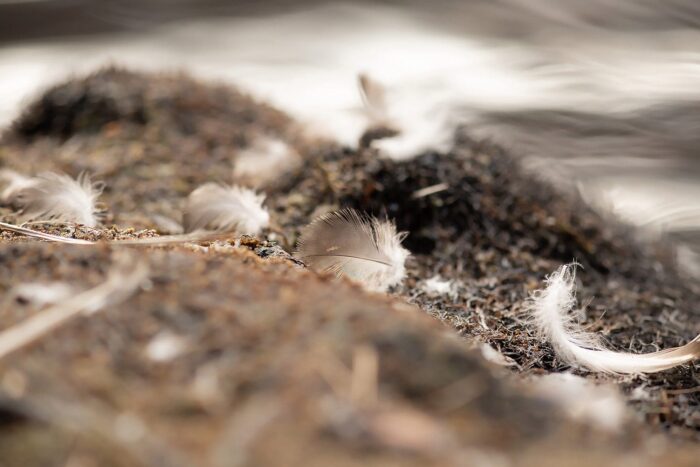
xmin=530 ymin=264 xmax=700 ymax=373
xmin=359 ymin=73 xmax=391 ymax=127
xmin=9 ymin=282 xmax=75 ymax=308
xmin=182 ymin=183 xmax=269 ymax=234
xmin=233 ymin=137 xmax=300 ymax=188
xmin=295 ymin=209 xmax=409 ymax=292
xmin=0 ymin=169 xmax=37 ymax=206
xmin=15 ymin=172 xmax=104 ymax=227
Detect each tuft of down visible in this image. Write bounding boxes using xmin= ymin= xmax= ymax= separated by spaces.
xmin=295 ymin=208 xmax=409 ymax=293
xmin=182 ymin=183 xmax=270 ymax=234
xmin=15 ymin=171 xmax=104 ymax=227
xmin=529 ymin=264 xmax=700 ymax=374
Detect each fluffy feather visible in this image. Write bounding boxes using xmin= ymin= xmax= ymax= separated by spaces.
xmin=529 ymin=264 xmax=700 ymax=373
xmin=182 ymin=183 xmax=270 ymax=234
xmin=295 ymin=209 xmax=409 ymax=292
xmin=0 ymin=169 xmax=37 ymax=206
xmin=15 ymin=172 xmax=103 ymax=227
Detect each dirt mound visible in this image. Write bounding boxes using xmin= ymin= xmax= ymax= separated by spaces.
xmin=1 ymin=68 xmax=700 ymax=465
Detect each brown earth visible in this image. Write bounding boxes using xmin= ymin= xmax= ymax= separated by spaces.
xmin=0 ymin=68 xmax=699 ymax=466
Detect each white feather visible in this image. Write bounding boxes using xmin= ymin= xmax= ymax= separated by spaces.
xmin=359 ymin=73 xmax=391 ymax=127
xmin=295 ymin=209 xmax=409 ymax=293
xmin=15 ymin=172 xmax=103 ymax=227
xmin=529 ymin=264 xmax=700 ymax=374
xmin=182 ymin=183 xmax=270 ymax=234
xmin=0 ymin=169 xmax=37 ymax=206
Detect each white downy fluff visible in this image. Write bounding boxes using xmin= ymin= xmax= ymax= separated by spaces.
xmin=295 ymin=208 xmax=409 ymax=293
xmin=421 ymin=275 xmax=460 ymax=300
xmin=15 ymin=172 xmax=103 ymax=227
xmin=182 ymin=183 xmax=270 ymax=234
xmin=529 ymin=373 xmax=627 ymax=433
xmin=529 ymin=264 xmax=700 ymax=374
xmin=9 ymin=282 xmax=74 ymax=308
xmin=0 ymin=169 xmax=37 ymax=206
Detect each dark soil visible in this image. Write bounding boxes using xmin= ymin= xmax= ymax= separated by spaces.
xmin=1 ymin=68 xmax=700 ymax=465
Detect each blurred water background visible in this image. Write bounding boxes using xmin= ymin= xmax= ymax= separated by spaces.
xmin=2 ymin=0 xmax=700 ymax=271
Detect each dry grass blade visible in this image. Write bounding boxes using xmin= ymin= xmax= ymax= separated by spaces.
xmin=0 ymin=254 xmax=148 ymax=360
xmin=0 ymin=221 xmax=95 ymax=244
xmin=0 ymin=222 xmax=230 ymax=246
xmin=113 ymin=230 xmax=233 ymax=245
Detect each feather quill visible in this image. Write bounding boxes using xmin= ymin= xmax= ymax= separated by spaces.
xmin=529 ymin=264 xmax=700 ymax=373
xmin=15 ymin=172 xmax=104 ymax=227
xmin=295 ymin=209 xmax=409 ymax=292
xmin=182 ymin=183 xmax=270 ymax=234
xmin=0 ymin=221 xmax=228 ymax=246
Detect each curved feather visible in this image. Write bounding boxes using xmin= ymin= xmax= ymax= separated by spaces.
xmin=529 ymin=264 xmax=700 ymax=373
xmin=295 ymin=209 xmax=409 ymax=292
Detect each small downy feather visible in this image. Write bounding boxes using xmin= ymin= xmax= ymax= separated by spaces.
xmin=15 ymin=172 xmax=104 ymax=227
xmin=359 ymin=73 xmax=391 ymax=127
xmin=0 ymin=169 xmax=37 ymax=206
xmin=182 ymin=183 xmax=270 ymax=234
xmin=529 ymin=264 xmax=700 ymax=374
xmin=295 ymin=209 xmax=409 ymax=293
